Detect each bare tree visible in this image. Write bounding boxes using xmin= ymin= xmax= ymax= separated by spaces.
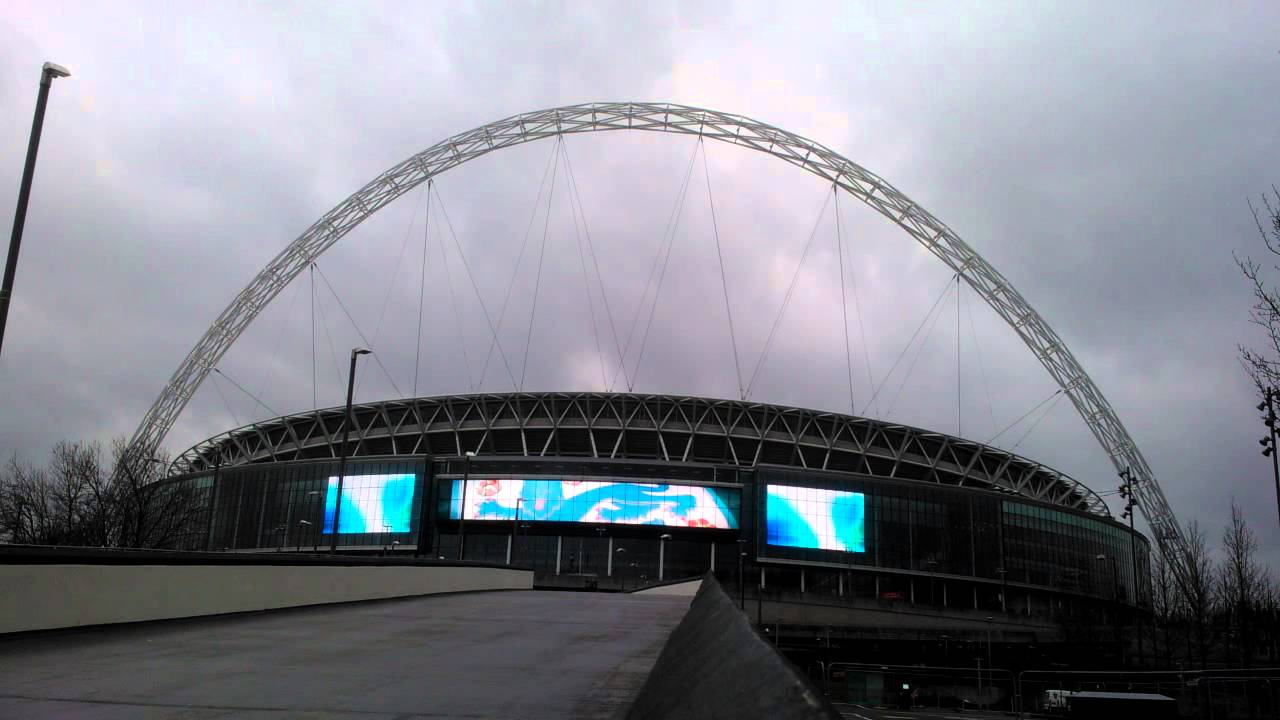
xmin=1151 ymin=550 xmax=1180 ymax=667
xmin=1181 ymin=519 xmax=1216 ymax=668
xmin=1217 ymin=501 xmax=1263 ymax=667
xmin=0 ymin=438 xmax=206 ymax=550
xmin=1237 ymin=187 xmax=1280 ymax=389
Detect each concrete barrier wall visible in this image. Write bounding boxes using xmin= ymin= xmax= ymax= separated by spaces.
xmin=0 ymin=560 xmax=532 ymax=634
xmin=626 ymin=574 xmax=840 ymax=720
xmin=633 ymin=579 xmax=702 ymax=596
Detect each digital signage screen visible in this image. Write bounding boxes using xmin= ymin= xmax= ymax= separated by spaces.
xmin=765 ymin=484 xmax=865 ymax=552
xmin=449 ymin=478 xmax=740 ymax=529
xmin=323 ymin=473 xmax=416 ymax=534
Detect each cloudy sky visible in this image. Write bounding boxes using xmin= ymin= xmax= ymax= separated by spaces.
xmin=2 ymin=1 xmax=1278 ymax=565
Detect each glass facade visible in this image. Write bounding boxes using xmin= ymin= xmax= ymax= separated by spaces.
xmin=756 ymin=466 xmax=1150 ymax=606
xmin=158 ymin=456 xmax=1148 ymax=608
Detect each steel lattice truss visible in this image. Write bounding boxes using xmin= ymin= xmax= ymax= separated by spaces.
xmin=128 ymin=101 xmax=1188 ymax=586
xmin=172 ymin=391 xmax=1109 ymax=514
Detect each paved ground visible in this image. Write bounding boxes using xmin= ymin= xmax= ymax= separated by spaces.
xmin=0 ymin=590 xmax=689 ymax=719
xmin=831 ymin=704 xmax=1008 ymax=720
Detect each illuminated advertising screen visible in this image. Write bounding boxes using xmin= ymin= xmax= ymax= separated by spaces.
xmin=449 ymin=478 xmax=740 ymax=529
xmin=323 ymin=473 xmax=416 ymax=534
xmin=765 ymin=484 xmax=865 ymax=552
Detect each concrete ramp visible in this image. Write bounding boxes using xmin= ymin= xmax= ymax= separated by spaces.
xmin=0 ymin=590 xmax=688 ymax=719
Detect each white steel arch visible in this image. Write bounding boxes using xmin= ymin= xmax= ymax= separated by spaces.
xmin=127 ymin=102 xmax=1189 ymax=584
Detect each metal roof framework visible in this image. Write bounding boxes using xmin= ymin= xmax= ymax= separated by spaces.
xmin=127 ymin=102 xmax=1188 ymax=586
xmin=174 ymin=391 xmax=1107 ymax=515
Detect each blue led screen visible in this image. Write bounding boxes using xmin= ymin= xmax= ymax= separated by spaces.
xmin=765 ymin=484 xmax=866 ymax=552
xmin=449 ymin=478 xmax=740 ymax=529
xmin=323 ymin=473 xmax=416 ymax=534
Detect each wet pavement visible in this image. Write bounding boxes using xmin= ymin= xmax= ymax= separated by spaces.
xmin=0 ymin=590 xmax=689 ymax=719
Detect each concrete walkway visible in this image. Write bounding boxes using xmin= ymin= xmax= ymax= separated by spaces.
xmin=0 ymin=590 xmax=689 ymax=719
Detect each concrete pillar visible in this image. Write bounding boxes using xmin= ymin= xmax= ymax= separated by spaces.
xmin=973 ymin=585 xmax=978 ymax=610
xmin=505 ymin=535 xmax=512 ymax=565
xmin=910 ymin=578 xmax=915 ymax=604
xmin=838 ymin=573 xmax=844 ymax=597
xmin=709 ymin=543 xmax=715 ymax=572
xmin=607 ymin=536 xmax=614 ymax=576
xmin=555 ymin=536 xmax=562 ymax=575
xmin=760 ymin=567 xmax=765 ymax=589
xmin=800 ymin=569 xmax=805 ymax=593
xmin=943 ymin=582 xmax=948 ymax=607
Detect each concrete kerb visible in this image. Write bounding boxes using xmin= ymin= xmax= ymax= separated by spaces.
xmin=626 ymin=572 xmax=841 ymax=720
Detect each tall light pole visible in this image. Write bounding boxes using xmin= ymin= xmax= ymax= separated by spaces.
xmin=1258 ymin=389 xmax=1280 ymax=526
xmin=1 ymin=62 xmax=70 ymax=359
xmin=330 ymin=347 xmax=370 ymax=553
xmin=1119 ymin=467 xmax=1145 ymax=665
xmin=510 ymin=497 xmax=525 ymax=566
xmin=658 ymin=533 xmax=672 ymax=580
xmin=457 ymin=450 xmax=475 ymax=560
xmin=1096 ymin=553 xmax=1123 ymax=665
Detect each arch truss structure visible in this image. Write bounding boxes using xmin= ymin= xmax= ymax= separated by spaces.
xmin=127 ymin=102 xmax=1188 ymax=584
xmin=173 ymin=391 xmax=1109 ymax=515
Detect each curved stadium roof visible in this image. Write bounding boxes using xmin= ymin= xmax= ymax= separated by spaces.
xmin=174 ymin=391 xmax=1109 ymax=516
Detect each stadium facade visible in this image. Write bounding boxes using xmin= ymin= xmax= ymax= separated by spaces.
xmin=161 ymin=391 xmax=1149 ymax=618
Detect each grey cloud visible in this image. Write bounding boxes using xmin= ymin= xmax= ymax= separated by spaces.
xmin=2 ymin=1 xmax=1279 ymax=566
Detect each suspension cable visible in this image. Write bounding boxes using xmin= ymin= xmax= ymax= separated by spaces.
xmin=475 ymin=140 xmax=560 ymax=391
xmin=561 ymin=140 xmax=628 ymax=390
xmin=213 ymin=367 xmax=280 ymax=418
xmin=519 ymin=138 xmax=561 ymax=391
xmin=1012 ymin=389 xmax=1066 ymax=450
xmin=744 ymin=190 xmax=833 ymax=399
xmin=311 ymin=263 xmax=405 ymax=398
xmin=356 ymin=183 xmax=427 ymax=397
xmin=956 ymin=274 xmax=962 ymax=437
xmin=834 ymin=186 xmax=856 ymax=415
xmin=560 ymin=141 xmax=607 ymax=389
xmin=963 ymin=276 xmax=998 ymax=438
xmin=699 ymin=138 xmax=744 ymax=400
xmin=310 ymin=264 xmax=316 ymax=409
xmin=253 ymin=271 xmax=305 ymax=408
xmin=208 ymin=370 xmax=241 ymax=428
xmin=986 ymin=388 xmax=1063 ymax=446
xmin=845 ymin=209 xmax=877 ymax=419
xmin=626 ymin=140 xmax=700 ymax=392
xmin=312 ymin=263 xmax=345 ymax=399
xmin=884 ymin=278 xmax=956 ymax=418
xmin=433 ymin=185 xmax=474 ymax=393
xmin=861 ymin=274 xmax=956 ymax=415
xmin=413 ymin=180 xmax=433 ymax=397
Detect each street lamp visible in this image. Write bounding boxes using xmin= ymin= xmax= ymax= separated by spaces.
xmin=1118 ymin=467 xmax=1145 ymax=664
xmin=510 ymin=498 xmax=525 ymax=566
xmin=307 ymin=491 xmax=321 ymax=551
xmin=1095 ymin=553 xmax=1124 ymax=665
xmin=1259 ymin=388 xmax=1280 ymax=526
xmin=658 ymin=533 xmax=672 ymax=581
xmin=330 ymin=347 xmax=371 ymax=553
xmin=1 ymin=62 xmax=71 ymax=358
xmin=457 ymin=450 xmax=476 ymax=560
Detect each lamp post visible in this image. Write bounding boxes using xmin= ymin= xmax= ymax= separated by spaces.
xmin=457 ymin=450 xmax=476 ymax=560
xmin=1 ymin=62 xmax=71 ymax=358
xmin=1118 ymin=467 xmax=1144 ymax=665
xmin=307 ymin=491 xmax=320 ymax=551
xmin=330 ymin=347 xmax=370 ymax=553
xmin=510 ymin=498 xmax=525 ymax=566
xmin=658 ymin=533 xmax=672 ymax=581
xmin=984 ymin=616 xmax=993 ymax=682
xmin=1259 ymin=388 xmax=1280 ymax=526
xmin=1096 ymin=553 xmax=1123 ymax=665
